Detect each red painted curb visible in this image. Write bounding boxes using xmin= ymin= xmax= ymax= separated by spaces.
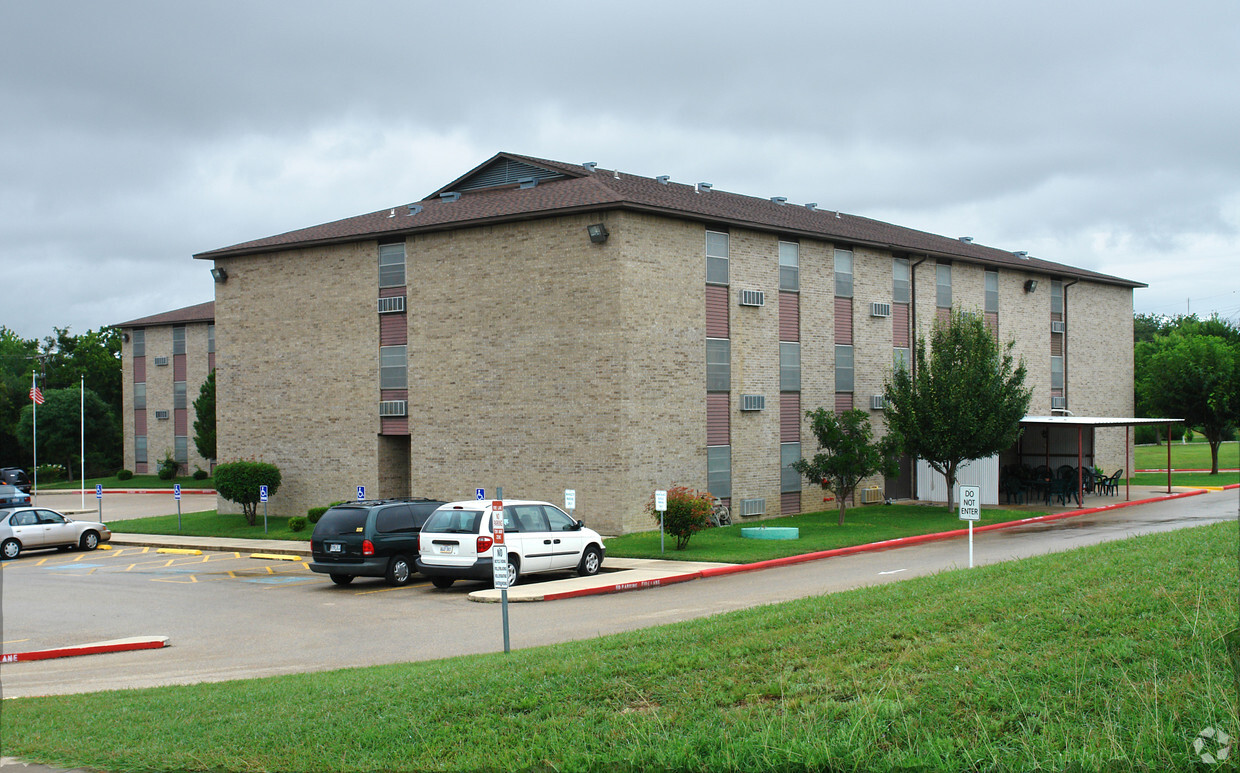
xmin=1 ymin=638 xmax=168 ymax=663
xmin=1136 ymin=469 xmax=1239 ymax=473
xmin=1224 ymin=484 xmax=1240 ymax=490
xmin=541 ymin=571 xmax=702 ymax=601
xmin=39 ymin=489 xmax=216 ymax=495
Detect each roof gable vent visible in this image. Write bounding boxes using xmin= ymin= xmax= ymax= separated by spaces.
xmin=439 ymin=191 xmax=461 ymax=203
xmin=656 ymin=175 xmax=670 ymax=185
xmin=518 ymin=176 xmax=538 ymax=189
xmin=455 ymin=158 xmax=567 ymax=192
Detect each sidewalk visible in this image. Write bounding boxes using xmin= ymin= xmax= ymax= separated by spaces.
xmin=110 ymin=533 xmax=311 ymax=556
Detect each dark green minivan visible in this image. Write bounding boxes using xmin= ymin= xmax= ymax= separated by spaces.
xmin=309 ymin=498 xmax=446 ymax=586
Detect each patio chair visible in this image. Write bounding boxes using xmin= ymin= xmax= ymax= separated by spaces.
xmin=1098 ymin=470 xmax=1123 ymax=496
xmin=1000 ymin=475 xmax=1027 ymax=505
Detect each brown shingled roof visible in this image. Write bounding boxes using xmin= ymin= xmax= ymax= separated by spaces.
xmin=194 ymin=153 xmax=1145 ymax=288
xmin=114 ymin=300 xmax=214 ymax=329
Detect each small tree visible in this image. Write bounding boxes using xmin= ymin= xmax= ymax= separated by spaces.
xmin=214 ymin=460 xmax=282 ymax=526
xmin=1139 ymin=333 xmax=1238 ymax=474
xmin=645 ymin=486 xmax=713 ymax=550
xmin=791 ymin=408 xmax=900 ymax=526
xmin=885 ymin=309 xmax=1032 ymax=511
xmin=193 ymin=370 xmax=216 ymax=462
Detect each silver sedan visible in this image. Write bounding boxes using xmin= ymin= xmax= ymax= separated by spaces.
xmin=0 ymin=507 xmax=111 ymax=559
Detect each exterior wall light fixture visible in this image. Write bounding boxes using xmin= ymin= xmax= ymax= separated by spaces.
xmin=211 ymin=267 xmax=228 ymax=284
xmin=1024 ymin=279 xmax=1038 ymax=293
xmin=587 ymin=223 xmax=609 ymax=244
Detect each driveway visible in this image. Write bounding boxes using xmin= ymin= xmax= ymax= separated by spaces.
xmin=1 ymin=489 xmax=1235 ymax=698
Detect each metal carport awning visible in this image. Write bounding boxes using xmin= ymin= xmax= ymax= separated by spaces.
xmin=1018 ymin=415 xmax=1184 ymax=501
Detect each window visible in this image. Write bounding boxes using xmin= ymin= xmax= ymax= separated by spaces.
xmin=835 ymin=345 xmax=854 ymax=392
xmin=132 ymin=329 xmax=145 ymax=357
xmin=135 ymin=436 xmax=147 ymax=464
xmin=174 ymin=436 xmax=188 ymax=465
xmin=707 ymin=445 xmax=731 ymax=499
xmin=706 ymin=338 xmax=730 ymax=392
xmin=893 ymin=258 xmax=910 ymax=304
xmin=1051 ymin=356 xmax=1064 ymax=389
xmin=936 ymin=263 xmax=952 ymax=308
xmin=172 ymin=326 xmax=186 ymax=355
xmin=173 ymin=381 xmax=186 ymax=410
xmin=380 ymin=345 xmax=407 ymax=389
xmin=834 ymin=249 xmax=853 ymax=297
xmin=208 ymin=324 xmax=215 ymax=354
xmin=706 ymin=231 xmax=729 ymax=285
xmin=781 ymin=442 xmax=802 ymax=493
xmin=894 ymin=348 xmax=910 ymax=373
xmin=1051 ymin=280 xmax=1064 ymax=315
xmin=375 ymin=504 xmax=416 ymax=533
xmin=780 ymin=342 xmax=800 ymax=392
xmin=379 ymin=243 xmax=406 ymax=288
xmin=134 ymin=382 xmax=146 ymax=410
xmin=985 ymin=270 xmax=999 ymax=313
xmin=545 ymin=506 xmax=578 ymax=531
xmin=779 ymin=241 xmax=799 ymax=292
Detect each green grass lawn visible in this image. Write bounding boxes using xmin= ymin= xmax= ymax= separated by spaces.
xmin=1132 ymin=470 xmax=1240 ymax=488
xmin=606 ymin=503 xmax=1047 ymax=563
xmin=37 ymin=473 xmax=214 ymax=490
xmin=113 ymin=510 xmax=310 ymax=541
xmin=1134 ymin=439 xmax=1239 ymax=470
xmin=2 ymin=521 xmax=1235 ymax=772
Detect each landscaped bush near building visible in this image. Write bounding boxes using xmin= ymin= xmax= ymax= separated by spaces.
xmin=307 ymin=506 xmax=329 ymax=523
xmin=288 ymin=516 xmax=307 ymax=532
xmin=645 ymin=485 xmax=714 ymax=550
xmin=157 ymin=452 xmax=178 ymax=481
xmin=34 ymin=463 xmax=66 ymax=482
xmin=213 ymin=460 xmax=282 ymax=526
xmin=192 ymin=468 xmax=209 ymax=480
xmin=116 ymin=469 xmax=134 ymax=481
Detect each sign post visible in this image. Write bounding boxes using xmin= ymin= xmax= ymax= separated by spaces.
xmin=655 ymin=489 xmax=667 ymax=554
xmin=958 ymin=485 xmax=981 ymax=568
xmin=260 ymin=484 xmax=269 ymax=535
xmin=490 ymin=500 xmax=510 ymax=653
xmin=174 ymin=484 xmax=182 ymax=532
xmin=95 ymin=484 xmax=102 ymax=523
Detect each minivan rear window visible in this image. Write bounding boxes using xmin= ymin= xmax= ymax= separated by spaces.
xmin=422 ymin=508 xmax=484 ymax=534
xmin=313 ymin=507 xmax=368 ymax=537
xmin=375 ymin=504 xmax=415 ymax=533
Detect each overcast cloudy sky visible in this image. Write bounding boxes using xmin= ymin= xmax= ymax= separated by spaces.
xmin=4 ymin=1 xmax=1238 ymax=341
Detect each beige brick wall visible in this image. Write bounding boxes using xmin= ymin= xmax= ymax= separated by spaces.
xmin=798 ymin=240 xmax=835 ymax=512
xmin=1065 ymin=281 xmax=1136 ymax=471
xmin=213 ymin=242 xmax=378 ymax=518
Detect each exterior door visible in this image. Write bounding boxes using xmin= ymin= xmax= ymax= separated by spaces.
xmin=542 ymin=505 xmax=585 ymax=570
xmin=506 ymin=504 xmax=552 ymax=572
xmin=9 ymin=510 xmax=44 ymax=547
xmin=37 ymin=510 xmax=77 ymax=546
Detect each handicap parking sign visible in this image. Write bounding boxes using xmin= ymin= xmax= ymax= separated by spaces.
xmin=357 ymin=485 xmax=366 ymax=501
xmin=476 ymin=488 xmax=485 ymax=500
xmin=259 ymin=485 xmax=269 ymax=503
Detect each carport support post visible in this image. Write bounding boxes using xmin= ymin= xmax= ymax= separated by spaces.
xmin=263 ymin=501 xmax=268 ymax=535
xmin=177 ymin=498 xmax=182 ymax=532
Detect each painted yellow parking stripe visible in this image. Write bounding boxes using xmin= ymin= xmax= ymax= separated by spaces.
xmin=249 ymin=553 xmax=302 ymax=561
xmin=156 ymin=548 xmax=202 ymax=555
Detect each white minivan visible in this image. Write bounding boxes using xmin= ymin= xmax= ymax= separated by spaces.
xmin=415 ymin=499 xmax=605 ymax=588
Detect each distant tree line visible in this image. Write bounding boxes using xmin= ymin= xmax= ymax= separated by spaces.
xmin=0 ymin=325 xmax=123 ymax=478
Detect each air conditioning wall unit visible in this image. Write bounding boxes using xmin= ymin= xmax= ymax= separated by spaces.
xmin=860 ymin=486 xmax=883 ymax=504
xmin=739 ymin=289 xmax=765 ymax=307
xmin=379 ymin=400 xmax=408 ymax=417
xmin=739 ymin=497 xmax=766 ymax=516
xmin=153 ymin=356 xmax=169 ymax=366
xmin=871 ymin=395 xmax=886 ymax=411
xmin=1051 ymin=320 xmax=1066 ymax=334
xmin=741 ymin=394 xmax=766 ymax=411
xmin=154 ymin=410 xmax=170 ymax=420
xmin=870 ymin=302 xmax=892 ymax=318
xmin=378 ymin=296 xmax=406 ymax=314
xmin=1051 ymin=396 xmax=1067 ymax=410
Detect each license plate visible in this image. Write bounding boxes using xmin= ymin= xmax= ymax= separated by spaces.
xmin=437 ymin=544 xmax=457 ymax=555
xmin=328 ymin=543 xmax=342 ymax=553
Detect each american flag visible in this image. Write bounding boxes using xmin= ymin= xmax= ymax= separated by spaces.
xmin=29 ymin=385 xmax=44 ymax=405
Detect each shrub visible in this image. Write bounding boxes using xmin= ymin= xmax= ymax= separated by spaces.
xmin=645 ymin=485 xmax=714 ymax=550
xmin=35 ymin=463 xmax=66 ymax=482
xmin=116 ymin=469 xmax=134 ymax=481
xmin=307 ymin=506 xmax=329 ymax=523
xmin=213 ymin=460 xmax=282 ymax=526
xmin=157 ymin=452 xmax=178 ymax=481
xmin=288 ymin=516 xmax=308 ymax=532
xmin=192 ymin=468 xmax=209 ymax=481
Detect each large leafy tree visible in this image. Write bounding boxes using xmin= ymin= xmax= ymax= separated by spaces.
xmin=214 ymin=461 xmax=282 ymax=526
xmin=1138 ymin=333 xmax=1238 ymax=474
xmin=193 ymin=370 xmax=216 ymax=461
xmin=0 ymin=327 xmax=40 ymax=468
xmin=39 ymin=327 xmax=123 ymax=411
xmin=791 ymin=408 xmax=900 ymax=526
xmin=16 ymin=387 xmax=120 ymax=479
xmin=884 ymin=309 xmax=1032 ymax=511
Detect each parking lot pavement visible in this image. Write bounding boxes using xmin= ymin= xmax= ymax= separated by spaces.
xmin=28 ymin=490 xmax=219 ymax=522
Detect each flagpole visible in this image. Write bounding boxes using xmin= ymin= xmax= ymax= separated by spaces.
xmin=81 ymin=375 xmax=86 ymax=509
xmin=31 ymin=371 xmax=38 ymax=505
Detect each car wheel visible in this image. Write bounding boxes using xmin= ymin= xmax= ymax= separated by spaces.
xmin=431 ymin=576 xmax=454 ymax=589
xmin=329 ymin=574 xmax=355 ymax=586
xmin=578 ymin=546 xmax=602 ymax=577
xmin=1 ymin=539 xmax=20 ymax=560
xmin=503 ymin=555 xmax=521 ymax=587
xmin=80 ymin=531 xmax=100 ymax=551
xmin=385 ymin=555 xmax=413 ymax=586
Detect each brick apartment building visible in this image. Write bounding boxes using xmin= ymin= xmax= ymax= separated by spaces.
xmin=194 ymin=152 xmax=1143 ymax=534
xmin=115 ymin=301 xmax=215 ymax=476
